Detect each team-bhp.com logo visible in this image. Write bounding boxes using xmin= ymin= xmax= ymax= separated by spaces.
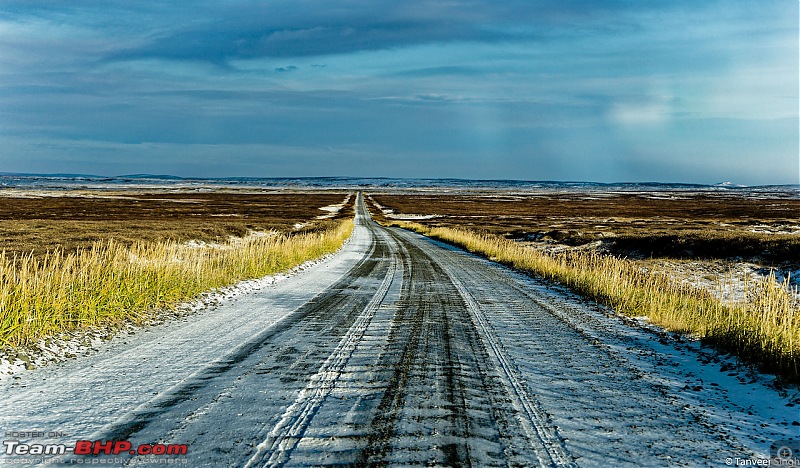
xmin=4 ymin=439 xmax=188 ymax=456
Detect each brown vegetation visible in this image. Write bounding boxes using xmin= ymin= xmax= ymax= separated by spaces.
xmin=0 ymin=190 xmax=355 ymax=346
xmin=0 ymin=191 xmax=353 ymax=258
xmin=368 ymin=191 xmax=800 ymax=381
xmin=369 ymin=192 xmax=800 ymax=264
xmin=387 ymin=220 xmax=799 ymax=382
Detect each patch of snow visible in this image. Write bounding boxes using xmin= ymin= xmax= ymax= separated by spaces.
xmin=183 ymin=239 xmax=229 ymax=250
xmin=384 ymin=213 xmax=440 ymax=220
xmin=0 ymin=232 xmax=356 ymax=381
xmin=749 ymin=224 xmax=800 ymax=235
xmin=639 ymin=259 xmax=800 ymax=305
xmin=315 ymin=194 xmax=352 ymax=219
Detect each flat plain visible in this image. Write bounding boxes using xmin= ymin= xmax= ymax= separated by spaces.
xmin=0 ymin=190 xmax=353 ymax=258
xmin=369 ymin=189 xmax=800 ymax=380
xmin=368 ymin=189 xmax=800 ymax=266
xmin=0 ymin=193 xmax=794 ymax=466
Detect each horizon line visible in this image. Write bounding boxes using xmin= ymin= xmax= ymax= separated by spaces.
xmin=1 ymin=172 xmax=799 ymax=189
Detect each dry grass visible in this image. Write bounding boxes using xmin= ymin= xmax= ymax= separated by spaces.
xmin=0 ymin=190 xmax=355 ymax=346
xmin=371 ymin=191 xmax=800 ymax=379
xmin=0 ymin=191 xmax=352 ymax=258
xmin=0 ymin=219 xmax=353 ymax=346
xmin=391 ymin=221 xmax=800 ymax=382
xmin=370 ymin=192 xmax=800 ymax=264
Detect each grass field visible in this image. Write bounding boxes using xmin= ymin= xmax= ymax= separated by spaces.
xmin=0 ymin=190 xmax=352 ymax=257
xmin=0 ymin=190 xmax=354 ymax=346
xmin=368 ymin=191 xmax=800 ymax=382
xmin=370 ymin=191 xmax=800 ymax=264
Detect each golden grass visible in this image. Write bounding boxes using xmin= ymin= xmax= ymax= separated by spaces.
xmin=0 ymin=191 xmax=353 ymax=258
xmin=395 ymin=221 xmax=800 ymax=381
xmin=0 ymin=219 xmax=353 ymax=346
xmin=370 ymin=192 xmax=800 ymax=263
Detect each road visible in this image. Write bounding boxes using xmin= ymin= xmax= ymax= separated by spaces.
xmin=0 ymin=193 xmax=793 ymax=466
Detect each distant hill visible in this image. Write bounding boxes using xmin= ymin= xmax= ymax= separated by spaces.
xmin=0 ymin=173 xmax=796 ymax=193
xmin=0 ymin=172 xmax=102 ymax=178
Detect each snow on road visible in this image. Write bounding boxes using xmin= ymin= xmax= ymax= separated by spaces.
xmin=0 ymin=193 xmax=796 ymax=466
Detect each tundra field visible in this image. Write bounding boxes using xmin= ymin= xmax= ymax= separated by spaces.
xmin=367 ymin=190 xmax=800 ymax=266
xmin=368 ymin=190 xmax=800 ymax=381
xmin=0 ymin=190 xmax=355 ymax=348
xmin=2 ymin=187 xmax=799 ymax=371
xmin=0 ymin=188 xmax=798 ymax=465
xmin=0 ymin=190 xmax=354 ymax=258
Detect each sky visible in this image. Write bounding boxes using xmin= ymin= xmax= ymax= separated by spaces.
xmin=0 ymin=1 xmax=797 ymax=184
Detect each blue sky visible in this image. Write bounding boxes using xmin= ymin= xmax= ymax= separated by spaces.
xmin=0 ymin=1 xmax=797 ymax=184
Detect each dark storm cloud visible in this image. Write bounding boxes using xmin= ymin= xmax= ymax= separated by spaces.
xmin=108 ymin=20 xmax=501 ymax=65
xmin=98 ymin=0 xmax=688 ymax=65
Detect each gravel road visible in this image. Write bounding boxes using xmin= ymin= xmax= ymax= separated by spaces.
xmin=0 ymin=193 xmax=794 ymax=467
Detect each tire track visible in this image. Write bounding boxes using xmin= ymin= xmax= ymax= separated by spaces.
xmin=356 ymin=233 xmax=417 ymax=465
xmin=58 ymin=193 xmax=574 ymax=467
xmin=78 ymin=213 xmax=389 ymax=449
xmin=436 ymin=251 xmax=575 ymax=467
xmin=391 ymin=227 xmax=752 ymax=466
xmin=356 ymin=233 xmax=473 ymax=466
xmin=244 ymin=228 xmax=402 ymax=467
xmin=347 ymin=227 xmax=567 ymax=466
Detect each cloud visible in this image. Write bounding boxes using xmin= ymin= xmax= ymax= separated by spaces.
xmin=97 ymin=1 xmax=700 ymax=65
xmin=0 ymin=0 xmax=796 ymax=184
xmin=107 ymin=22 xmax=495 ymax=65
xmin=608 ymin=99 xmax=671 ymax=127
xmin=391 ymin=66 xmax=483 ymax=78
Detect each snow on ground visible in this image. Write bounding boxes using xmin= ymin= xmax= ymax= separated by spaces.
xmin=183 ymin=230 xmax=279 ymax=250
xmin=457 ymin=256 xmax=800 ymax=461
xmin=417 ymin=228 xmax=799 ymax=462
xmin=519 ymin=238 xmax=800 ymax=305
xmin=365 ymin=194 xmax=441 ymax=220
xmin=383 ymin=213 xmax=441 ymax=220
xmin=749 ymin=224 xmax=800 ymax=235
xmin=314 ymin=194 xmax=351 ymax=219
xmin=638 ymin=258 xmax=800 ymax=305
xmin=0 ymin=232 xmax=355 ymax=381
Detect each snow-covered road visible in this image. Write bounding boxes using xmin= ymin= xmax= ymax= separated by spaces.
xmin=0 ymin=193 xmax=795 ymax=466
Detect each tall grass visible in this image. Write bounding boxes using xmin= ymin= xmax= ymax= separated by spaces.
xmin=0 ymin=220 xmax=353 ymax=346
xmin=396 ymin=222 xmax=800 ymax=381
